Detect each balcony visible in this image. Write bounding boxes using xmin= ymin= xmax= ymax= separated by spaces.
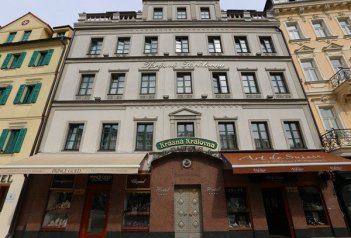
xmin=330 ymin=68 xmax=351 ymax=90
xmin=321 ymin=129 xmax=351 ymax=153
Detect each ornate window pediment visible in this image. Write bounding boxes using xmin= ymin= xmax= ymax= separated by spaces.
xmin=322 ymin=43 xmax=343 ymax=52
xmin=295 ymin=45 xmax=315 ymax=55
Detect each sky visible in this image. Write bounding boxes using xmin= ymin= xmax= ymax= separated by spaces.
xmin=0 ymin=0 xmax=265 ymax=27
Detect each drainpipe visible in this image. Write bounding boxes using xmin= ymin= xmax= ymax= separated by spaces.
xmin=6 ymin=31 xmax=75 ymax=238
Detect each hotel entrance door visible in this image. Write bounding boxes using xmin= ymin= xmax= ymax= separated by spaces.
xmin=174 ymin=186 xmax=203 ymax=238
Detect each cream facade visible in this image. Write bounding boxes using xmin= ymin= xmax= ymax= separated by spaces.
xmin=0 ymin=13 xmax=72 ymax=237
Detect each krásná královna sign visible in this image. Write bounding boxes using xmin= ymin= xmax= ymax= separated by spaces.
xmin=156 ymin=138 xmax=218 ymax=150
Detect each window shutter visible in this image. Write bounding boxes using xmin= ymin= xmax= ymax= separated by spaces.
xmin=30 ymin=83 xmax=42 ymax=103
xmin=28 ymin=51 xmax=39 ymax=67
xmin=43 ymin=49 xmax=54 ymax=65
xmin=16 ymin=52 xmax=26 ymax=68
xmin=13 ymin=128 xmax=27 ymax=153
xmin=1 ymin=54 xmax=12 ymax=69
xmin=0 ymin=129 xmax=9 ymax=152
xmin=13 ymin=85 xmax=25 ymax=104
xmin=0 ymin=85 xmax=12 ymax=105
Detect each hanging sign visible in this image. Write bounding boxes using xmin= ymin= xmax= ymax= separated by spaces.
xmin=156 ymin=138 xmax=218 ymax=150
xmin=126 ymin=174 xmax=150 ymax=189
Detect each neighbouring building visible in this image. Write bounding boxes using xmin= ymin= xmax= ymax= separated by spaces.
xmin=0 ymin=13 xmax=72 ymax=237
xmin=3 ymin=1 xmax=351 ymax=238
xmin=265 ymin=0 xmax=351 ymax=232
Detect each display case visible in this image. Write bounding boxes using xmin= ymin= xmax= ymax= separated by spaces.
xmin=42 ymin=175 xmax=75 ymax=230
xmin=123 ymin=192 xmax=150 ymax=230
xmin=299 ymin=187 xmax=329 ymax=226
xmin=225 ymin=188 xmax=251 ymax=229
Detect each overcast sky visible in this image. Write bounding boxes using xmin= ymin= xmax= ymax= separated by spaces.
xmin=0 ymin=0 xmax=265 ymax=27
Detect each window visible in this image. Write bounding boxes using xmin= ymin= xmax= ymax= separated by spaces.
xmin=21 ymin=31 xmax=31 ymax=41
xmin=287 ymin=23 xmax=302 ymax=40
xmin=241 ymin=73 xmax=259 ymax=94
xmin=123 ymin=191 xmax=150 ymax=228
xmin=299 ymin=187 xmax=329 ymax=226
xmin=208 ymin=36 xmax=222 ymax=53
xmin=0 ymin=128 xmax=27 ymax=154
xmin=177 ymin=73 xmax=192 ymax=94
xmin=14 ymin=83 xmax=42 ymax=104
xmin=225 ymin=188 xmax=251 ymax=228
xmin=100 ymin=124 xmax=118 ymax=151
xmin=136 ymin=123 xmax=153 ymax=151
xmin=89 ymin=38 xmax=103 ymax=55
xmin=116 ymin=38 xmax=130 ymax=54
xmin=175 ymin=36 xmax=189 ymax=53
xmin=312 ymin=20 xmax=329 ymax=38
xmin=6 ymin=32 xmax=16 ymax=43
xmin=1 ymin=52 xmax=26 ymax=70
xmin=0 ymin=186 xmax=9 ymax=212
xmin=28 ymin=49 xmax=54 ymax=67
xmin=57 ymin=32 xmax=66 ymax=38
xmin=301 ymin=60 xmax=320 ymax=82
xmin=235 ymin=36 xmax=249 ymax=53
xmin=284 ymin=122 xmax=305 ymax=149
xmin=200 ymin=8 xmax=210 ymax=19
xmin=140 ymin=73 xmax=156 ymax=94
xmin=330 ymin=57 xmax=346 ymax=72
xmin=64 ymin=124 xmax=84 ymax=151
xmin=78 ymin=74 xmax=95 ymax=96
xmin=153 ymin=8 xmax=163 ymax=19
xmin=213 ymin=73 xmax=229 ymax=94
xmin=260 ymin=37 xmax=275 ymax=53
xmin=270 ymin=73 xmax=288 ymax=94
xmin=319 ymin=108 xmax=339 ymax=131
xmin=0 ymin=85 xmax=12 ymax=105
xmin=219 ymin=122 xmax=237 ymax=150
xmin=251 ymin=122 xmax=271 ymax=150
xmin=109 ymin=74 xmax=125 ymax=95
xmin=144 ymin=37 xmax=158 ymax=54
xmin=177 ymin=122 xmax=194 ymax=138
xmin=338 ymin=18 xmax=351 ymax=35
xmin=177 ymin=8 xmax=187 ymax=19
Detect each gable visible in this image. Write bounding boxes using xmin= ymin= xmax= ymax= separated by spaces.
xmin=295 ymin=45 xmax=315 ymax=54
xmin=322 ymin=43 xmax=343 ymax=52
xmin=169 ymin=108 xmax=201 ymax=117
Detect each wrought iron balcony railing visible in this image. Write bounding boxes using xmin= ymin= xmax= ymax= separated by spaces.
xmin=330 ymin=68 xmax=351 ymax=89
xmin=321 ymin=129 xmax=351 ymax=152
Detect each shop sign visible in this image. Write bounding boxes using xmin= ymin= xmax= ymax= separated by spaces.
xmin=155 ymin=186 xmax=170 ymax=196
xmin=156 ymin=138 xmax=218 ymax=150
xmin=142 ymin=61 xmax=226 ymax=70
xmin=126 ymin=174 xmax=150 ymax=190
xmin=207 ymin=186 xmax=222 ymax=195
xmin=0 ymin=175 xmax=13 ymax=184
xmin=88 ymin=175 xmax=113 ymax=185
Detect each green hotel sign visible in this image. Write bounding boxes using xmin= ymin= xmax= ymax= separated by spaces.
xmin=156 ymin=138 xmax=218 ymax=150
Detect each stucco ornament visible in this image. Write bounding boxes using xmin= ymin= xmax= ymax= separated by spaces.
xmin=182 ymin=158 xmax=192 ymax=168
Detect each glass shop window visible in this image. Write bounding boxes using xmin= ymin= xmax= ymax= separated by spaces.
xmin=42 ymin=175 xmax=75 ymax=230
xmin=299 ymin=187 xmax=329 ymax=226
xmin=225 ymin=188 xmax=251 ymax=229
xmin=123 ymin=192 xmax=150 ymax=229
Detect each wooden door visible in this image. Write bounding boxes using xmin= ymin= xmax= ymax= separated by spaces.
xmin=174 ymin=187 xmax=202 ymax=238
xmin=80 ymin=189 xmax=110 ymax=238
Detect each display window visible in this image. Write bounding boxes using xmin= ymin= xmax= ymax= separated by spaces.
xmin=122 ymin=174 xmax=151 ymax=231
xmin=299 ymin=186 xmax=329 ymax=226
xmin=0 ymin=186 xmax=9 ymax=212
xmin=225 ymin=188 xmax=252 ymax=229
xmin=41 ymin=175 xmax=75 ymax=230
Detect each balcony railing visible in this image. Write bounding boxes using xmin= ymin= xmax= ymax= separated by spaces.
xmin=330 ymin=68 xmax=351 ymax=89
xmin=321 ymin=129 xmax=351 ymax=152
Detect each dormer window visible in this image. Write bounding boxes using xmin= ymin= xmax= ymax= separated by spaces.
xmin=153 ymin=8 xmax=163 ymax=20
xmin=177 ymin=8 xmax=187 ymax=19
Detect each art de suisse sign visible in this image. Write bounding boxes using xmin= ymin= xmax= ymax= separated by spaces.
xmin=156 ymin=138 xmax=218 ymax=150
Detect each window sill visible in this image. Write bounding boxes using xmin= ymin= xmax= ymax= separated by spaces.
xmin=304 ymin=80 xmax=329 ymax=84
xmin=115 ymin=53 xmax=129 ymax=56
xmin=61 ymin=150 xmax=80 ymax=152
xmin=214 ymin=94 xmax=231 ymax=99
xmin=289 ymin=38 xmax=311 ymax=43
xmin=227 ymin=227 xmax=252 ymax=231
xmin=97 ymin=150 xmax=116 ymax=152
xmin=316 ymin=36 xmax=338 ymax=41
xmin=86 ymin=53 xmax=101 ymax=56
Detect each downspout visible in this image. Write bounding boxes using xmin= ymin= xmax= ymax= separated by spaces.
xmin=6 ymin=31 xmax=75 ymax=238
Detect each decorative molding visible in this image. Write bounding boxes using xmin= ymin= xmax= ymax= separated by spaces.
xmin=133 ymin=116 xmax=158 ymax=122
xmin=322 ymin=43 xmax=343 ymax=52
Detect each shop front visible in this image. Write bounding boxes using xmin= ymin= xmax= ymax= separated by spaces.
xmin=334 ymin=172 xmax=351 ymax=233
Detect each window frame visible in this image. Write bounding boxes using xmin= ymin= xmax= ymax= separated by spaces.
xmin=234 ymin=36 xmax=250 ymax=53
xmin=270 ymin=72 xmax=289 ymax=94
xmin=212 ymin=72 xmax=230 ymax=94
xmin=153 ymin=7 xmax=163 ymax=20
xmin=21 ymin=31 xmax=31 ymax=41
xmin=176 ymin=72 xmax=192 ymax=94
xmin=177 ymin=7 xmax=187 ymax=19
xmin=0 ymin=186 xmax=9 ymax=212
xmin=241 ymin=72 xmax=260 ymax=94
xmin=301 ymin=59 xmax=322 ymax=82
xmin=218 ymin=122 xmax=238 ymax=151
xmin=63 ymin=123 xmax=85 ymax=151
xmin=283 ymin=121 xmax=306 ymax=149
xmin=329 ymin=56 xmax=348 ymax=73
xmin=99 ymin=123 xmax=118 ymax=151
xmin=88 ymin=38 xmax=103 ymax=55
xmin=318 ymin=107 xmax=340 ymax=131
xmin=135 ymin=123 xmax=154 ymax=151
xmin=259 ymin=36 xmax=275 ymax=53
xmin=200 ymin=7 xmax=211 ymax=19
xmin=286 ymin=22 xmax=303 ymax=40
xmin=140 ymin=73 xmax=156 ymax=95
xmin=337 ymin=17 xmax=351 ymax=35
xmin=6 ymin=32 xmax=16 ymax=43
xmin=250 ymin=121 xmax=272 ymax=150
xmin=208 ymin=36 xmax=223 ymax=53
xmin=116 ymin=37 xmax=131 ymax=54
xmin=109 ymin=73 xmax=125 ymax=95
xmin=77 ymin=74 xmax=95 ymax=96
xmin=144 ymin=36 xmax=158 ymax=54
xmin=175 ymin=36 xmax=189 ymax=53
xmin=177 ymin=122 xmax=195 ymax=138
xmin=311 ymin=19 xmax=330 ymax=38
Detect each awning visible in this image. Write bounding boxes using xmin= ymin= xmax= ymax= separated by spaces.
xmin=0 ymin=153 xmax=147 ymax=174
xmin=223 ymin=151 xmax=351 ymax=174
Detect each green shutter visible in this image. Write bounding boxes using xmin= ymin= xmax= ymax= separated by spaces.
xmin=28 ymin=51 xmax=39 ymax=67
xmin=13 ymin=85 xmax=25 ymax=104
xmin=0 ymin=85 xmax=12 ymax=105
xmin=16 ymin=52 xmax=26 ymax=68
xmin=43 ymin=49 xmax=54 ymax=66
xmin=13 ymin=128 xmax=27 ymax=153
xmin=1 ymin=54 xmax=12 ymax=69
xmin=29 ymin=83 xmax=42 ymax=103
xmin=0 ymin=129 xmax=9 ymax=152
